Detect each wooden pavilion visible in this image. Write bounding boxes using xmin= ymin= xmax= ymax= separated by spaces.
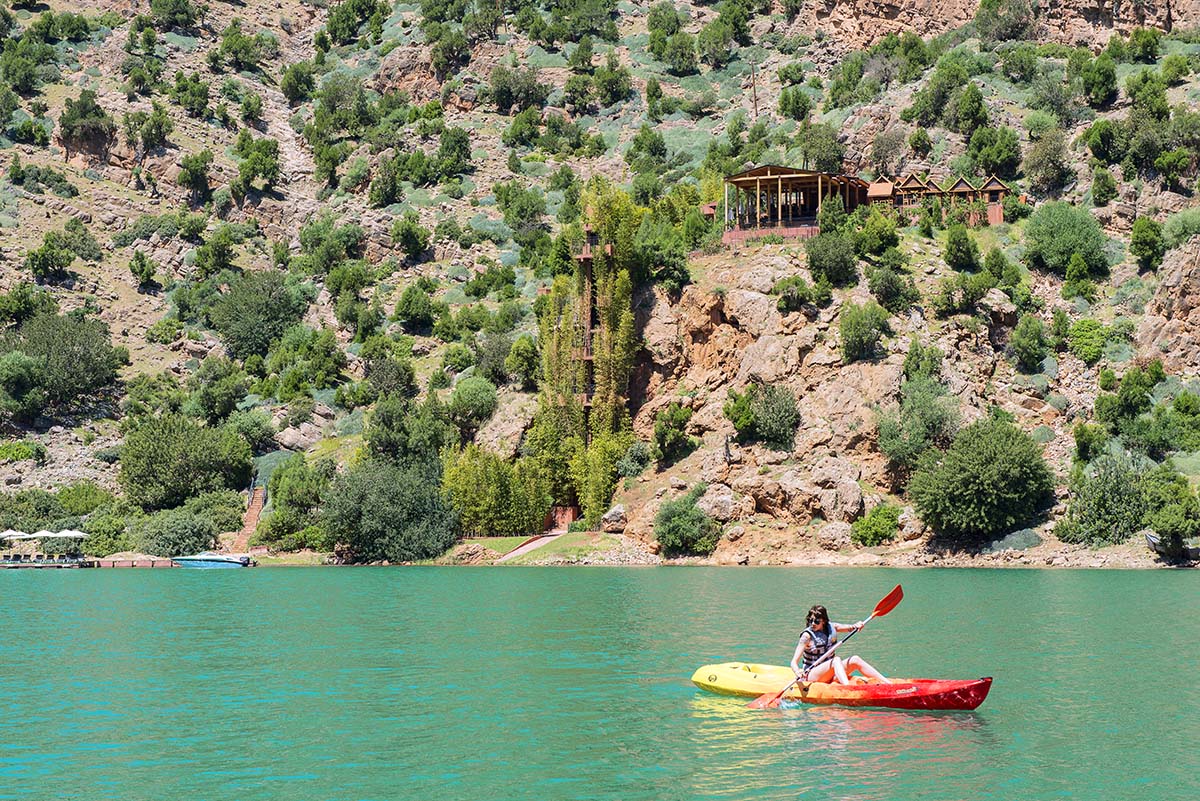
xmin=722 ymin=165 xmax=869 ymax=244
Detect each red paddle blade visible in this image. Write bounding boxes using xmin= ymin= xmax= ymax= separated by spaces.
xmin=747 ymin=684 xmax=793 ymax=709
xmin=872 ymin=585 xmax=903 ymax=618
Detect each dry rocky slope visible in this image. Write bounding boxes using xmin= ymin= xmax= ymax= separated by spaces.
xmin=2 ymin=0 xmax=1199 ymax=567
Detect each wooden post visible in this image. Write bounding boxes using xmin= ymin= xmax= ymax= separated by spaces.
xmin=777 ymin=177 xmax=782 ymax=227
xmin=817 ymin=174 xmax=823 ymax=214
xmin=756 ymin=177 xmax=761 ymax=229
xmin=724 ymin=181 xmax=730 ymax=230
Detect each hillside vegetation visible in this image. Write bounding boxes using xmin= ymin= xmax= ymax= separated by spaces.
xmin=2 ymin=0 xmax=1200 ymax=564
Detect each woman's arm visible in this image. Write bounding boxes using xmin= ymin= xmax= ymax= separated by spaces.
xmin=790 ymin=633 xmax=810 ymax=676
xmin=832 ymin=620 xmax=864 ymax=633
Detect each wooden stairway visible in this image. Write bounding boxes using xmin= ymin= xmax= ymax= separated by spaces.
xmin=229 ymin=487 xmax=266 ymax=553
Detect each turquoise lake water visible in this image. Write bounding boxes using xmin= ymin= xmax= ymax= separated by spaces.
xmin=1 ymin=567 xmax=1197 ymax=800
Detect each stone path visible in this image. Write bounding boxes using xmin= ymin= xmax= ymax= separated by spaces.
xmin=495 ymin=533 xmax=565 ymax=564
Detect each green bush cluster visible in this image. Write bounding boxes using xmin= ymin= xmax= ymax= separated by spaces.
xmin=654 ymin=402 xmax=696 ymax=466
xmin=654 ymin=484 xmax=720 ymax=556
xmin=323 ymin=457 xmax=459 ymax=562
xmin=851 ymin=503 xmax=901 ymax=546
xmin=722 ymin=384 xmax=799 ymax=450
xmin=909 ymin=418 xmax=1054 ymax=542
xmin=840 ymin=301 xmax=890 ymax=362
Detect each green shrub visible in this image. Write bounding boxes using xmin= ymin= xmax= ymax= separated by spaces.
xmin=1011 ymin=314 xmax=1048 ymax=372
xmin=182 ymin=489 xmax=245 ymax=534
xmin=1091 ymin=166 xmax=1117 ymax=207
xmin=1142 ymin=463 xmax=1200 ymax=556
xmin=943 ymin=224 xmax=980 ymax=271
xmin=1130 ymin=216 xmax=1165 ymax=271
xmin=773 ymin=274 xmax=832 ymax=311
xmin=82 ymin=512 xmax=131 ymax=557
xmin=868 ymin=255 xmax=919 ymax=313
xmin=723 ymin=384 xmax=800 ymax=450
xmin=654 ymin=402 xmax=696 ymax=466
xmin=58 ymin=481 xmax=114 ymax=515
xmin=209 ymin=271 xmax=308 ymax=358
xmin=442 ymin=445 xmax=552 ymax=537
xmin=1068 ymin=319 xmax=1107 ymax=364
xmin=119 ymin=414 xmax=253 ymax=510
xmin=615 ymin=440 xmax=652 ymax=478
xmin=255 ymin=454 xmax=333 ymax=547
xmin=876 ymin=375 xmax=959 ymax=470
xmin=1024 ymin=201 xmax=1107 ymax=276
xmin=840 ymin=301 xmax=890 ymax=362
xmin=2 ymin=313 xmax=120 ymax=415
xmin=1073 ymin=422 xmax=1108 ymax=461
xmin=0 ymin=439 xmax=47 ymax=464
xmin=448 ymin=375 xmax=497 ymax=438
xmin=225 ymin=408 xmax=275 ymax=451
xmin=322 ymin=458 xmax=458 ymax=562
xmin=654 ymin=484 xmax=720 ymax=556
xmin=851 ymin=503 xmax=901 ymax=546
xmin=1056 ymin=452 xmax=1147 ymax=545
xmin=1163 ymin=207 xmax=1200 ymax=249
xmin=806 ymin=233 xmax=857 ymax=286
xmin=391 ymin=211 xmax=431 ymax=261
xmin=134 ymin=508 xmax=217 ymax=557
xmin=908 ymin=418 xmax=1054 ymax=542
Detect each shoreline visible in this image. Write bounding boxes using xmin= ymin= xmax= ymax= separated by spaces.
xmin=440 ymin=534 xmax=1194 ymax=569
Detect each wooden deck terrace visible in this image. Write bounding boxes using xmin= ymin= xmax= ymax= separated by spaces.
xmin=722 ymin=223 xmax=820 ymax=244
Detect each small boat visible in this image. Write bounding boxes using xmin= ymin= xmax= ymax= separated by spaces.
xmin=1144 ymin=531 xmax=1200 ymax=560
xmin=172 ymin=553 xmax=256 ymax=569
xmin=691 ymin=662 xmax=992 ymax=711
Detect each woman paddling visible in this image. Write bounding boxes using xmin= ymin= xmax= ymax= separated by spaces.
xmin=790 ymin=604 xmax=891 ymax=685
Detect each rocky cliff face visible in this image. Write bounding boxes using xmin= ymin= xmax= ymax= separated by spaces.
xmin=1137 ymin=236 xmax=1200 ymax=372
xmin=785 ymin=0 xmax=1200 ymax=51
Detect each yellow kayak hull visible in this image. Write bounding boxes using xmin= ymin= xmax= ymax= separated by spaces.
xmin=691 ymin=662 xmax=993 ymax=710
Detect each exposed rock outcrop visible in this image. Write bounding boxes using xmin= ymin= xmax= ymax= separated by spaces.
xmin=1136 ymin=237 xmax=1200 ymax=372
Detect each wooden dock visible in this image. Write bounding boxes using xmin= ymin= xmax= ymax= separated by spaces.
xmin=94 ymin=558 xmax=178 ymax=568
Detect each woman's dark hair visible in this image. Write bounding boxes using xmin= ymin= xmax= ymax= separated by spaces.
xmin=806 ymin=605 xmax=829 ymax=628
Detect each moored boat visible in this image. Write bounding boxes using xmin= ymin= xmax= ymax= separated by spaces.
xmin=692 ymin=662 xmax=992 ymax=711
xmin=172 ymin=553 xmax=256 ymax=568
xmin=1144 ymin=531 xmax=1200 ymax=560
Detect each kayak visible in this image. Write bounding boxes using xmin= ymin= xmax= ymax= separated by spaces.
xmin=691 ymin=662 xmax=992 ymax=711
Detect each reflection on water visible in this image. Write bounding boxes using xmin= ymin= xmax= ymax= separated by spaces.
xmin=685 ymin=694 xmax=994 ymax=800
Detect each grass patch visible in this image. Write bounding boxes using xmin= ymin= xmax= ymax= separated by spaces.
xmin=465 ymin=536 xmax=528 ymax=554
xmin=255 ymin=551 xmax=329 ymax=566
xmin=309 ymin=434 xmax=363 ymax=464
xmin=504 ymin=531 xmax=619 ymax=564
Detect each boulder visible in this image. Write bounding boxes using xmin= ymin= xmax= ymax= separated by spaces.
xmin=601 ymin=505 xmax=627 ymax=534
xmin=816 ymin=521 xmax=852 ymax=551
xmin=979 ymin=288 xmax=1017 ymax=329
xmin=898 ymin=506 xmax=927 ymax=541
xmin=810 ymin=456 xmax=862 ymax=488
xmin=723 ymin=289 xmax=780 ymax=337
xmin=695 ymin=483 xmax=753 ymax=523
xmin=273 ymin=422 xmax=323 ymax=451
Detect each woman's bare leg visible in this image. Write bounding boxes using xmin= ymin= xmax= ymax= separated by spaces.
xmin=831 ymin=655 xmax=851 ymax=684
xmin=844 ymin=655 xmax=891 ymax=683
xmin=804 ymin=661 xmax=836 ymax=683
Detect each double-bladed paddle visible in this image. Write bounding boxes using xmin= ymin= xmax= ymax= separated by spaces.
xmin=747 ymin=584 xmax=904 ymax=710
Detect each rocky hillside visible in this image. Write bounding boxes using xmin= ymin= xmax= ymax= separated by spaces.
xmin=2 ymin=0 xmax=1200 ymax=565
